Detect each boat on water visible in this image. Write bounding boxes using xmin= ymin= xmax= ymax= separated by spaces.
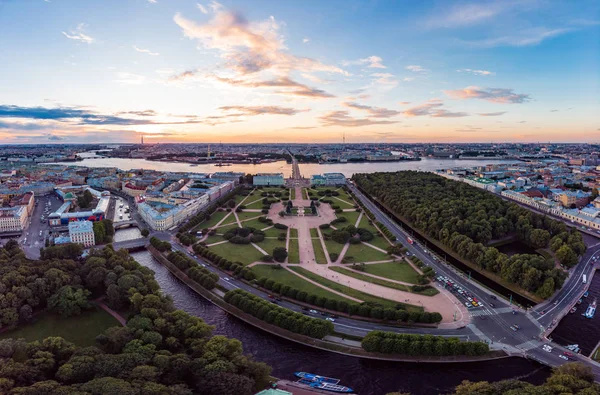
xmin=214 ymin=163 xmax=232 ymax=167
xmin=584 ymin=299 xmax=597 ymax=319
xmin=294 ymin=372 xmax=354 ymax=393
xmin=577 ymin=298 xmax=583 ymax=305
xmin=294 ymin=372 xmax=340 ymax=385
xmin=584 ymin=291 xmax=589 ymax=298
xmin=566 ymin=344 xmax=581 ymax=353
xmin=570 ymin=307 xmax=577 ymax=314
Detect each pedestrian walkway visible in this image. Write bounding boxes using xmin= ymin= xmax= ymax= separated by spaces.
xmin=470 ymin=307 xmax=514 ymax=316
xmin=517 ymin=339 xmax=543 ymax=351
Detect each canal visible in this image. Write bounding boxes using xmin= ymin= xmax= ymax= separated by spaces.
xmin=130 ymin=250 xmax=550 ymax=395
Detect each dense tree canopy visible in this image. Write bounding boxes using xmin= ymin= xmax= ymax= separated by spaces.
xmin=353 ymin=172 xmax=585 ymax=298
xmin=0 ymin=245 xmax=271 ymax=394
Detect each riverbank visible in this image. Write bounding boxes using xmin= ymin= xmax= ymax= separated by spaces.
xmin=147 ymin=245 xmax=508 ymax=363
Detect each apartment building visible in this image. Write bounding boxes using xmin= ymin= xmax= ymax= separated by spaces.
xmin=68 ymin=220 xmax=96 ymax=247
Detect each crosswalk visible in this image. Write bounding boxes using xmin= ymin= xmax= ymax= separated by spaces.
xmin=470 ymin=307 xmax=514 ymax=317
xmin=516 ymin=339 xmax=543 ymax=351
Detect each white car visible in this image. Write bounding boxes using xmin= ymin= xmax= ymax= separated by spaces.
xmin=325 ymin=317 xmax=335 ymax=322
xmin=559 ymin=355 xmax=569 ymax=360
xmin=542 ymin=345 xmax=553 ymax=353
xmin=224 ymin=277 xmax=230 ymax=281
xmin=309 ymin=309 xmax=318 ymax=314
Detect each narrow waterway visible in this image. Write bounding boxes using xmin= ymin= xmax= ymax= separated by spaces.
xmin=550 ymin=272 xmax=600 ymax=356
xmin=130 ymin=250 xmax=550 ymax=395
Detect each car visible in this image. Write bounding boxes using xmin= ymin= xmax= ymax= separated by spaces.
xmin=542 ymin=345 xmax=553 ymax=353
xmin=275 ymin=297 xmax=282 ymax=302
xmin=309 ymin=309 xmax=318 ymax=314
xmin=471 ymin=302 xmax=478 ymax=307
xmin=224 ymin=277 xmax=230 ymax=281
xmin=465 ymin=302 xmax=472 ymax=308
xmin=267 ymin=294 xmax=274 ymax=299
xmin=406 ymin=252 xmax=411 ymax=256
xmin=325 ymin=317 xmax=335 ymax=322
xmin=564 ymin=351 xmax=574 ymax=357
xmin=301 ymin=306 xmax=308 ymax=311
xmin=559 ymin=355 xmax=569 ymax=361
xmin=200 ymin=263 xmax=207 ymax=267
xmin=490 ymin=295 xmax=497 ymax=300
xmin=489 ymin=302 xmax=495 ymax=308
xmin=423 ymin=249 xmax=428 ymax=254
xmin=270 ymin=300 xmax=278 ymax=304
xmin=467 ymin=297 xmax=473 ymax=302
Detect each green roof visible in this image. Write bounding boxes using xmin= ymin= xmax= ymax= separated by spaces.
xmin=255 ymin=389 xmax=292 ymax=395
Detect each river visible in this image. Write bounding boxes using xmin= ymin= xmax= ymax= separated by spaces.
xmin=128 ymin=250 xmax=549 ymax=395
xmin=57 ymin=152 xmax=518 ymax=178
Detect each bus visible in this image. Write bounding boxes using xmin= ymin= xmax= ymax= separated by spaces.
xmin=583 ymin=274 xmax=587 ymax=284
xmin=407 ymin=237 xmax=414 ymax=245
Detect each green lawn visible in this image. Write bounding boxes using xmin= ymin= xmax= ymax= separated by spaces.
xmin=237 ymin=211 xmax=263 ymax=222
xmin=312 ymin=238 xmax=328 ymax=264
xmin=329 ymin=266 xmax=411 ymax=292
xmin=214 ymin=223 xmax=239 ymax=233
xmin=289 ymin=267 xmax=422 ymax=312
xmin=290 ymin=228 xmax=298 ymax=238
xmin=337 ymin=210 xmax=361 ymax=226
xmin=302 ymin=188 xmax=309 ymax=200
xmin=244 ymin=198 xmax=269 ymax=209
xmin=199 ymin=210 xmax=232 ymax=229
xmin=331 ymin=196 xmax=355 ymax=209
xmin=323 ymin=239 xmax=346 ymax=257
xmin=208 ymin=241 xmax=264 ymax=265
xmin=242 ymin=219 xmax=271 ymax=231
xmin=234 ymin=193 xmax=250 ymax=205
xmin=204 ymin=234 xmax=225 ymax=245
xmin=288 ymin=237 xmax=300 ymax=263
xmin=362 ymin=261 xmax=422 ymax=284
xmin=310 ymin=228 xmax=319 ymax=237
xmin=344 ymin=243 xmax=391 ymax=263
xmin=357 ymin=215 xmax=392 ymax=249
xmin=256 ymin=238 xmax=287 ymax=256
xmin=251 ymin=265 xmax=355 ymax=304
xmin=263 ymin=226 xmax=284 ymax=237
xmin=0 ymin=307 xmax=120 ymax=347
xmin=290 ymin=188 xmax=296 ymax=200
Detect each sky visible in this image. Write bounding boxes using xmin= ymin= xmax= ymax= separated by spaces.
xmin=0 ymin=0 xmax=598 ymax=144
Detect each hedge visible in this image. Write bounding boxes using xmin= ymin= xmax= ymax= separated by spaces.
xmin=362 ymin=331 xmax=489 ymax=356
xmin=224 ymin=289 xmax=334 ymax=339
xmin=150 ymin=237 xmax=171 ymax=252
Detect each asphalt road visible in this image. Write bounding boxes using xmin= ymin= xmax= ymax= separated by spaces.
xmin=21 ymin=194 xmax=64 ymax=259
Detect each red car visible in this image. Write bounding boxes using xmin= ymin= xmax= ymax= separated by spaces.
xmin=564 ymin=351 xmax=574 ymax=357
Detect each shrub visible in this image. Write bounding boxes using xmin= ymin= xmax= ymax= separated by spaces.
xmin=261 ymin=254 xmax=273 ymax=262
xmin=329 ymin=252 xmax=339 ymax=261
xmin=319 ymin=223 xmax=330 ymax=229
xmin=274 ymin=223 xmax=288 ymax=230
xmin=273 ymin=247 xmax=288 ymax=262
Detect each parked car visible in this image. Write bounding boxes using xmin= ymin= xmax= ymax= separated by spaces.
xmin=564 ymin=351 xmax=574 ymax=357
xmin=559 ymin=355 xmax=569 ymax=361
xmin=325 ymin=317 xmax=335 ymax=322
xmin=309 ymin=309 xmax=318 ymax=314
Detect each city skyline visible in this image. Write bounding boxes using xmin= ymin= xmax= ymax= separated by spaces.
xmin=0 ymin=0 xmax=598 ymax=144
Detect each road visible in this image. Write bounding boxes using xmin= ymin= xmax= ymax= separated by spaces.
xmin=20 ymin=194 xmax=64 ymax=259
xmin=346 ymin=180 xmax=600 ymax=378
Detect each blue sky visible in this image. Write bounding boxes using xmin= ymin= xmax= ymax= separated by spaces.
xmin=0 ymin=0 xmax=598 ymax=143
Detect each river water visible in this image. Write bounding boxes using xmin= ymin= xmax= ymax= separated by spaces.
xmin=129 ymin=250 xmax=549 ymax=395
xmin=56 ymin=154 xmax=518 ymax=178
xmin=550 ymin=273 xmax=600 ymax=357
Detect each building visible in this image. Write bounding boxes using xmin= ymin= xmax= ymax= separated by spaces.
xmin=253 ymin=173 xmax=285 ymax=186
xmin=68 ymin=220 xmax=96 ymax=247
xmin=311 ymin=173 xmax=346 ymax=186
xmin=136 ymin=193 xmax=210 ymax=231
xmin=555 ymin=190 xmax=591 ymax=208
xmin=123 ymin=182 xmax=147 ymax=197
xmin=211 ymin=171 xmax=244 ymax=185
xmin=49 ymin=187 xmax=109 ymax=226
xmin=0 ymin=206 xmax=28 ymax=233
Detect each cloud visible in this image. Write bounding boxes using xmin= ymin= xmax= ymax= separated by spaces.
xmin=173 ymin=9 xmax=347 ymax=77
xmin=218 ymin=105 xmax=307 ymax=116
xmin=148 ymin=0 xmax=157 ymax=3
xmin=444 ymin=86 xmax=530 ymax=103
xmin=478 ymin=111 xmax=507 ymax=116
xmin=319 ymin=110 xmax=399 ymax=127
xmin=403 ymin=100 xmax=469 ymax=118
xmin=133 ymin=45 xmax=159 ymax=56
xmin=210 ymin=75 xmax=336 ymax=98
xmin=370 ymin=73 xmax=398 ymax=87
xmin=303 ymin=37 xmax=310 ymax=44
xmin=343 ymin=102 xmax=400 ymax=118
xmin=462 ymin=28 xmax=572 ymax=47
xmin=115 ymin=72 xmax=147 ymax=85
xmin=344 ymin=55 xmax=387 ymax=69
xmin=197 ymin=3 xmax=208 ymax=14
xmin=0 ymin=104 xmax=205 ymax=127
xmin=427 ymin=2 xmax=514 ymax=28
xmin=550 ymin=109 xmax=559 ymax=112
xmin=398 ymin=101 xmax=411 ymax=105
xmin=405 ymin=65 xmax=428 ymax=73
xmin=47 ymin=134 xmax=64 ymax=141
xmin=457 ymin=68 xmax=495 ymax=76
xmin=116 ymin=110 xmax=157 ymax=117
xmin=62 ymin=23 xmax=94 ymax=44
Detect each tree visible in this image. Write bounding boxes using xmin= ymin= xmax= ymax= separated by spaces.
xmin=272 ymin=247 xmax=288 ymax=262
xmin=48 ymin=286 xmax=91 ymax=317
xmin=141 ymin=228 xmax=150 ymax=237
xmin=556 ymin=244 xmax=578 ymax=268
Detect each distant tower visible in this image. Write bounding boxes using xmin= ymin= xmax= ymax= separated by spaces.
xmin=141 ymin=134 xmax=144 ymax=145
xmin=207 ymin=144 xmax=211 ymax=159
xmin=343 ymin=132 xmax=346 ymax=149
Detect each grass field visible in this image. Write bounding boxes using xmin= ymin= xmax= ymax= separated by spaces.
xmin=312 ymin=238 xmax=328 ymax=264
xmin=288 ymin=237 xmax=300 ymax=263
xmin=323 ymin=239 xmax=346 ymax=257
xmin=331 ymin=196 xmax=355 ymax=209
xmin=290 ymin=228 xmax=298 ymax=238
xmin=234 ymin=193 xmax=250 ymax=205
xmin=242 ymin=219 xmax=270 ymax=231
xmin=208 ymin=241 xmax=264 ymax=265
xmin=204 ymin=234 xmax=225 ymax=245
xmin=0 ymin=307 xmax=119 ymax=347
xmin=362 ymin=261 xmax=422 ymax=284
xmin=290 ymin=188 xmax=296 ymax=200
xmin=289 ymin=267 xmax=422 ymax=312
xmin=256 ymin=238 xmax=287 ymax=256
xmin=357 ymin=216 xmax=392 ymax=250
xmin=237 ymin=211 xmax=263 ymax=222
xmin=199 ymin=210 xmax=232 ymax=229
xmin=251 ymin=265 xmax=355 ymax=304
xmin=302 ymin=188 xmax=309 ymax=200
xmin=214 ymin=223 xmax=239 ymax=233
xmin=329 ymin=266 xmax=411 ymax=291
xmin=310 ymin=228 xmax=319 ymax=238
xmin=337 ymin=210 xmax=361 ymax=226
xmin=263 ymin=226 xmax=283 ymax=237
xmin=344 ymin=243 xmax=391 ymax=263
xmin=244 ymin=198 xmax=269 ymax=209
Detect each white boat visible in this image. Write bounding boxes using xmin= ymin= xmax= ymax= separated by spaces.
xmin=584 ymin=299 xmax=597 ymax=319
